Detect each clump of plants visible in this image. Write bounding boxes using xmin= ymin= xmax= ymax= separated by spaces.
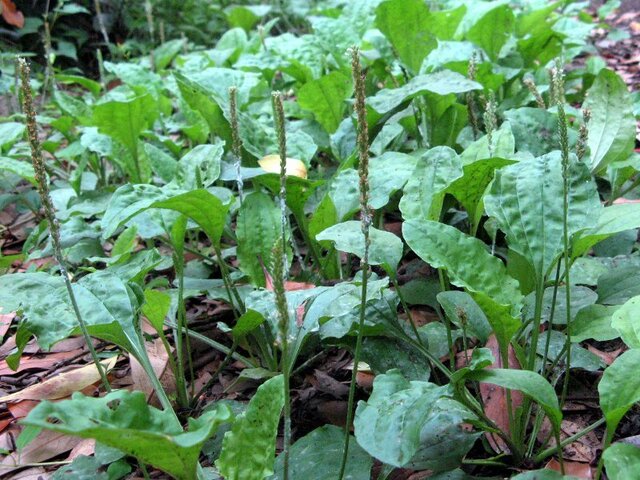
xmin=1 ymin=1 xmax=640 ymax=479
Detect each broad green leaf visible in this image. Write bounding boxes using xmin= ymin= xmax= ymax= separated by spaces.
xmin=297 ymin=71 xmax=353 ymax=134
xmin=466 ymin=5 xmax=514 ymax=61
xmin=316 ymin=221 xmax=403 ymax=275
xmin=611 ymin=295 xmax=640 ymax=348
xmin=584 ymin=69 xmax=635 ymax=173
xmin=361 ymin=336 xmax=430 ymax=381
xmin=353 ymin=370 xmax=478 ymax=470
xmin=153 ymin=39 xmax=186 ymax=70
xmin=236 ymin=191 xmax=286 ymax=287
xmin=471 ymin=292 xmax=521 ymax=349
xmin=0 ymin=122 xmax=26 ymax=149
xmin=399 ymin=146 xmax=463 ymax=221
xmin=270 ymin=425 xmax=372 ymax=480
xmin=504 ymin=108 xmax=577 ymax=158
xmin=143 ymin=143 xmax=178 ymax=182
xmin=597 ymin=267 xmax=640 ymax=305
xmin=93 ymin=88 xmax=159 ymax=159
xmin=175 ymin=143 xmax=224 ymax=190
xmin=484 ymin=153 xmax=600 ymax=283
xmin=368 ymin=71 xmax=481 ymax=115
xmin=102 ymin=184 xmax=231 ymax=247
xmin=447 ymin=157 xmax=515 ymax=232
xmin=217 ymin=375 xmax=285 ymax=480
xmin=0 ymin=271 xmax=140 ymax=368
xmin=437 ymin=291 xmax=492 ymax=343
xmin=603 ymin=443 xmax=640 ymax=480
xmin=512 ymin=471 xmax=570 ymax=480
xmin=574 ymin=204 xmax=640 ymax=257
xmin=460 ymin=123 xmax=515 ymax=164
xmin=142 ymin=289 xmax=171 ymax=334
xmin=403 ymin=219 xmax=521 ymax=306
xmin=523 ymin=285 xmax=597 ymax=326
xmin=571 ymin=304 xmax=620 ymax=343
xmin=367 ymin=152 xmax=418 ymax=210
xmin=375 ymin=0 xmax=463 ymax=72
xmin=22 ymin=390 xmax=232 ymax=480
xmin=466 ymin=369 xmax=562 ymax=430
xmin=0 ymin=157 xmax=36 ymax=185
xmin=153 ymin=190 xmax=231 ymax=248
xmin=599 ymin=349 xmax=640 ymax=441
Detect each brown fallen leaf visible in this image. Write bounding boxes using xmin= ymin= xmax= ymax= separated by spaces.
xmin=586 ymin=345 xmax=624 ymax=366
xmin=545 ymin=458 xmax=594 ymax=479
xmin=7 ymin=400 xmax=38 ymax=419
xmin=0 ymin=313 xmax=15 ymax=341
xmin=0 ymin=357 xmax=117 ymax=403
xmin=0 ymin=429 xmax=81 ymax=476
xmin=4 ymin=467 xmax=48 ymax=480
xmin=0 ymin=350 xmax=84 ymax=376
xmin=480 ymin=335 xmax=524 ymax=454
xmin=129 ymin=338 xmax=176 ymax=408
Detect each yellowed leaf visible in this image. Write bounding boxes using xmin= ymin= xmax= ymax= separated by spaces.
xmin=258 ymin=154 xmax=308 ymax=179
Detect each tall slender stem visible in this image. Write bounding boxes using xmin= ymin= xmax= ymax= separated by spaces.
xmin=272 ymin=91 xmax=292 ymax=480
xmin=338 ymin=46 xmax=371 ymax=480
xmin=18 ymin=58 xmax=111 ymax=392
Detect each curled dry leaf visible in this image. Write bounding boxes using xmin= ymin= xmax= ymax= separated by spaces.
xmin=0 ymin=357 xmax=117 ymax=403
xmin=258 ymin=154 xmax=308 ymax=179
xmin=480 ymin=334 xmax=524 ymax=454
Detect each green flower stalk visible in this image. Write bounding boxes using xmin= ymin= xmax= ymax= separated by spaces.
xmin=467 ymin=52 xmax=480 ymax=139
xmin=229 ymin=86 xmax=244 ymax=203
xmin=18 ymin=58 xmax=111 ymax=392
xmin=338 ymin=45 xmax=371 ymax=480
xmin=551 ymin=61 xmax=573 ymax=410
xmin=577 ymin=109 xmax=591 ymax=161
xmin=483 ymin=91 xmax=497 ymax=157
xmin=523 ymin=76 xmax=546 ymax=109
xmin=272 ymin=91 xmax=291 ymax=480
xmin=272 ymin=91 xmax=289 ymax=275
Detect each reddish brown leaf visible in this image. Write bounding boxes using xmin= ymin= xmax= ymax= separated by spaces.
xmin=480 ymin=335 xmax=524 ymax=454
xmin=0 ymin=0 xmax=24 ymax=29
xmin=7 ymin=400 xmax=38 ymax=419
xmin=545 ymin=458 xmax=594 ymax=479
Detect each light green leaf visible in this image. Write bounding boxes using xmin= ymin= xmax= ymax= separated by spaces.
xmin=466 ymin=369 xmax=562 ymax=429
xmin=217 ymin=375 xmax=285 ymax=480
xmin=574 ymin=203 xmax=640 ymax=257
xmin=270 ymin=425 xmax=372 ymax=480
xmin=142 ymin=289 xmax=171 ymax=334
xmin=571 ymin=304 xmax=620 ymax=343
xmin=484 ymin=152 xmax=601 ymax=283
xmin=22 ymin=390 xmax=232 ymax=480
xmin=603 ymin=443 xmax=640 ymax=480
xmin=0 ymin=122 xmax=26 ymax=149
xmin=152 ymin=190 xmax=231 ymax=247
xmin=447 ymin=157 xmax=515 ymax=232
xmin=368 ymin=152 xmax=418 ymax=210
xmin=584 ymin=69 xmax=636 ymax=173
xmin=236 ymin=191 xmax=286 ymax=287
xmin=460 ymin=123 xmax=515 ymax=164
xmin=297 ymin=72 xmax=352 ymax=134
xmin=403 ymin=219 xmax=521 ymax=306
xmin=597 ymin=266 xmax=640 ymax=305
xmin=0 ymin=157 xmax=36 ymax=185
xmin=368 ymin=71 xmax=481 ymax=115
xmin=143 ymin=143 xmax=177 ymax=182
xmin=354 ymin=370 xmax=478 ymax=470
xmin=437 ymin=291 xmax=492 ymax=343
xmin=400 ymin=146 xmax=463 ymax=221
xmin=599 ymin=349 xmax=640 ymax=441
xmin=466 ymin=5 xmax=514 ymax=60
xmin=504 ymin=108 xmax=576 ymax=158
xmin=175 ymin=143 xmax=224 ymax=189
xmin=375 ymin=0 xmax=464 ymax=72
xmin=316 ymin=221 xmax=403 ymax=275
xmin=611 ymin=295 xmax=640 ymax=348
xmin=93 ymin=89 xmax=159 ymax=159
xmin=0 ymin=271 xmax=138 ymax=369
